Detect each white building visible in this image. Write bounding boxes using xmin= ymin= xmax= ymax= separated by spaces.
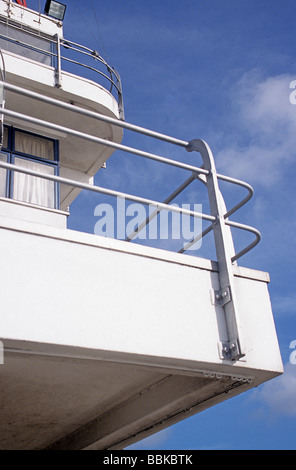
xmin=0 ymin=0 xmax=283 ymax=450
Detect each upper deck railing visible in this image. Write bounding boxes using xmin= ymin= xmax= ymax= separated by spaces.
xmin=0 ymin=15 xmax=124 ymax=118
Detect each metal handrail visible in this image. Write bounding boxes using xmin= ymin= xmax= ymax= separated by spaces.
xmin=0 ymin=158 xmax=260 ymax=265
xmin=0 ymin=82 xmax=261 ymax=265
xmin=179 ymin=173 xmax=254 ymax=255
xmin=0 ymin=160 xmax=215 ymax=223
xmin=0 ymin=31 xmax=53 ymax=59
xmin=126 ymin=171 xmax=254 ymax=252
xmin=0 ymin=19 xmax=123 ymax=114
xmin=3 ymin=82 xmax=186 ymax=146
xmin=125 ymin=174 xmax=196 ymax=242
xmin=0 ymin=107 xmax=209 ymax=174
xmin=2 ymin=83 xmax=253 ymax=218
xmin=225 ymin=221 xmax=261 ymax=263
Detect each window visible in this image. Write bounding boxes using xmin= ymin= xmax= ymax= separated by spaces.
xmin=0 ymin=22 xmax=53 ymax=66
xmin=0 ymin=126 xmax=59 ymax=209
xmin=0 ymin=153 xmax=7 ymax=197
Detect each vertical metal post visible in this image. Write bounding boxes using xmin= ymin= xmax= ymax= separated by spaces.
xmin=187 ymin=139 xmax=244 ymax=361
xmin=0 ymin=76 xmax=5 ymax=149
xmin=115 ymin=73 xmax=125 ymax=121
xmin=55 ymin=34 xmax=62 ymax=88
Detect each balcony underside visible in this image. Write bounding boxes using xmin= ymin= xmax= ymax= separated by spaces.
xmin=0 ymin=212 xmax=283 ymax=450
xmin=0 ymin=340 xmax=264 ymax=451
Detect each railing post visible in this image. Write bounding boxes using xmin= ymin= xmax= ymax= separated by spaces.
xmin=187 ymin=139 xmax=244 ymax=361
xmin=55 ymin=34 xmax=62 ymax=88
xmin=112 ymin=68 xmax=125 ymax=120
xmin=0 ymin=74 xmax=5 ymax=150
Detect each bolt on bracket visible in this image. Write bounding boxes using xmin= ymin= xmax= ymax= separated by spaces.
xmin=218 ymin=339 xmax=242 ymax=361
xmin=214 ymin=286 xmax=232 ymax=307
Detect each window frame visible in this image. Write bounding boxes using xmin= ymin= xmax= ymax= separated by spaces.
xmin=1 ymin=125 xmax=60 ymax=209
xmin=0 ymin=152 xmax=9 ymax=199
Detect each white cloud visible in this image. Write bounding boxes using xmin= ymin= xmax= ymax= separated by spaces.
xmin=256 ymin=363 xmax=296 ymax=416
xmin=216 ymin=72 xmax=296 ymax=186
xmin=271 ymin=294 xmax=296 ymax=317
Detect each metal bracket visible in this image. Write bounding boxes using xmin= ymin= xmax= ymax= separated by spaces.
xmin=214 ymin=286 xmax=231 ymax=307
xmin=188 ymin=139 xmax=245 ymax=362
xmin=218 ymin=339 xmax=241 ymax=361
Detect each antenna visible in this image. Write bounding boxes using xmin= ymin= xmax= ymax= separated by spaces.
xmin=90 ymin=0 xmax=108 ymax=61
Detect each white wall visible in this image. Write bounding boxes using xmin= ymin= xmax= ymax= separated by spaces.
xmin=0 ymin=215 xmax=283 ymax=380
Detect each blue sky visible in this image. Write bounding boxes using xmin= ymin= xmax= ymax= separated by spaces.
xmin=28 ymin=0 xmax=296 ymax=449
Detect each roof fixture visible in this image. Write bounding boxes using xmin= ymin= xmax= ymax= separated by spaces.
xmin=44 ymin=0 xmax=66 ymax=21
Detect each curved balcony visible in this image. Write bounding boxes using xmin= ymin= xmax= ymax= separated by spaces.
xmin=0 ymin=7 xmax=124 ymax=117
xmin=0 ymin=7 xmax=124 ymax=209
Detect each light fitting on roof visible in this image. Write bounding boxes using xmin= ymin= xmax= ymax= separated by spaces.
xmin=44 ymin=0 xmax=66 ymax=21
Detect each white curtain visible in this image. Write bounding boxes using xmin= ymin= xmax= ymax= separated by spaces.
xmin=12 ymin=132 xmax=56 ymax=209
xmin=15 ymin=131 xmax=54 ymax=160
xmin=13 ymin=158 xmax=55 ymax=209
xmin=0 ymin=153 xmax=7 ymax=197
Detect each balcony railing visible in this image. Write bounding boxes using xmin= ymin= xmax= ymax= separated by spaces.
xmin=0 ymin=17 xmax=124 ymax=118
xmin=0 ymin=80 xmax=262 ymax=361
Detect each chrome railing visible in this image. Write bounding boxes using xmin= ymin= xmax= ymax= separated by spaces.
xmin=0 ymin=17 xmax=124 ymax=118
xmin=0 ymin=81 xmax=260 ymax=263
xmin=0 ymin=81 xmax=262 ymax=361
